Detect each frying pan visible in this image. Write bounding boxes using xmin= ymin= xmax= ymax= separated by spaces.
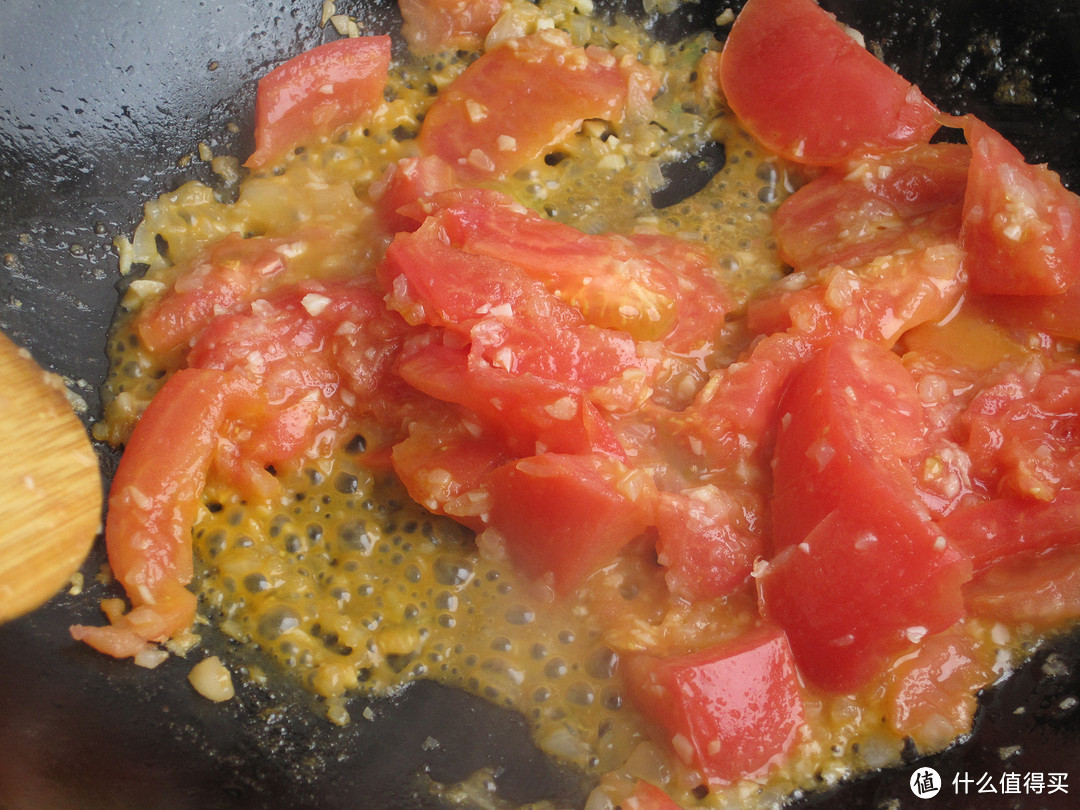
xmin=2 ymin=1 xmax=1079 ymax=808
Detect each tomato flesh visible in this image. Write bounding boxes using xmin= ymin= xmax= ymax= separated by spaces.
xmin=940 ymin=493 xmax=1080 ymax=574
xmin=761 ymin=337 xmax=972 ymax=691
xmin=770 ymin=336 xmax=926 ymax=550
xmin=246 ymin=36 xmax=391 ymax=169
xmin=623 ymin=627 xmax=805 ymax=785
xmin=959 ymin=115 xmax=1080 ymax=296
xmin=398 ymin=0 xmax=502 ymax=56
xmin=719 ymin=0 xmax=939 ymax=165
xmin=484 ymin=454 xmax=656 ymax=595
xmin=419 ymin=30 xmax=658 ymax=179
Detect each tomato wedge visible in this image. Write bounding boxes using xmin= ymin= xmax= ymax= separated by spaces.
xmin=623 ymin=626 xmax=805 ymax=786
xmin=719 ymin=0 xmax=939 ymax=165
xmin=418 ymin=30 xmax=658 ymax=179
xmin=939 ymin=493 xmax=1080 ymax=574
xmin=246 ymin=36 xmax=391 ymax=170
xmin=483 ymin=454 xmax=656 ymax=595
xmin=770 ymin=336 xmax=926 ymax=549
xmin=654 ymin=487 xmax=766 ymax=602
xmin=773 ymin=144 xmax=969 ymax=274
xmin=70 ymin=369 xmax=261 ymax=657
xmin=959 ymin=116 xmax=1080 ymax=296
xmin=761 ymin=337 xmax=972 ymax=691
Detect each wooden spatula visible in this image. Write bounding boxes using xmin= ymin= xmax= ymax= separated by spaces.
xmin=0 ymin=331 xmax=102 ymax=623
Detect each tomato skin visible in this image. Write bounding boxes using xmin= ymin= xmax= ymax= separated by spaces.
xmin=939 ymin=493 xmax=1080 ymax=574
xmin=959 ymin=116 xmax=1080 ymax=296
xmin=623 ymin=626 xmax=805 ymax=786
xmin=483 ymin=454 xmax=656 ymax=595
xmin=418 ymin=30 xmax=658 ymax=179
xmin=246 ymin=36 xmax=391 ymax=170
xmin=398 ymin=0 xmax=502 ymax=56
xmin=71 ymin=368 xmax=262 ymax=657
xmin=719 ymin=0 xmax=939 ymax=166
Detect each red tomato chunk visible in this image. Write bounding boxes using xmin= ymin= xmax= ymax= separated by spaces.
xmin=246 ymin=36 xmax=391 ymax=170
xmin=718 ymin=0 xmax=939 ymax=165
xmin=959 ymin=115 xmax=1080 ymax=296
xmin=624 ymin=627 xmax=806 ymax=786
xmin=418 ymin=30 xmax=659 ymax=179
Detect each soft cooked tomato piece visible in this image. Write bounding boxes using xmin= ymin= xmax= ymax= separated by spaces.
xmin=961 ymin=364 xmax=1080 ymax=500
xmin=381 ymin=223 xmax=649 ymax=390
xmin=396 ymin=342 xmax=626 ymax=458
xmin=623 ymin=626 xmax=806 ymax=786
xmin=392 ymin=420 xmax=510 ymax=532
xmin=369 ymin=155 xmax=459 ymax=235
xmin=246 ymin=36 xmax=391 ymax=169
xmin=429 ymin=193 xmax=733 ymax=348
xmin=654 ymin=487 xmax=766 ymax=602
xmin=761 ymin=337 xmax=972 ymax=691
xmin=718 ymin=0 xmax=939 ymax=165
xmin=770 ymin=336 xmax=927 ymax=550
xmin=418 ymin=30 xmax=658 ymax=179
xmin=759 ymin=494 xmax=972 ymax=692
xmin=964 ymin=544 xmax=1080 ymax=628
xmin=135 ymin=232 xmax=289 ymax=354
xmin=757 ymin=146 xmax=969 ymax=345
xmin=773 ymin=144 xmax=969 ymax=274
xmin=70 ymin=369 xmax=262 ymax=657
xmin=883 ymin=630 xmax=988 ymax=752
xmin=959 ymin=116 xmax=1080 ymax=296
xmin=380 ymin=216 xmax=655 ymax=455
xmin=188 ymin=280 xmax=408 ymax=469
xmin=681 ymin=331 xmax=818 ymax=477
xmin=482 ymin=454 xmax=656 ymax=595
xmin=398 ymin=0 xmax=502 ymax=55
xmin=939 ymin=493 xmax=1080 ymax=573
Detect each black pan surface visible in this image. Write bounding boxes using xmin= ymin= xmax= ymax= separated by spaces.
xmin=2 ymin=1 xmax=1080 ymax=808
